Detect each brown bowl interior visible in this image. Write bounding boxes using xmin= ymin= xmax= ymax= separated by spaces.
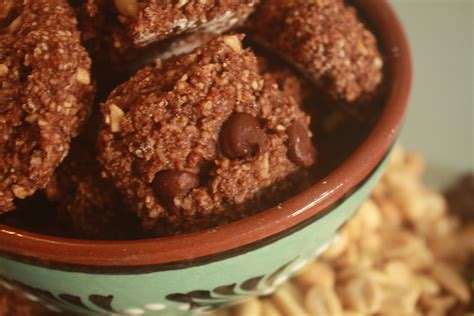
xmin=0 ymin=0 xmax=411 ymax=267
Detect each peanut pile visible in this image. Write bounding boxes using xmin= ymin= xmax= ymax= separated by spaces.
xmin=210 ymin=147 xmax=474 ymax=316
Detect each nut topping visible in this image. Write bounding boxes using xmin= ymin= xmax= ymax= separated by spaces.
xmin=109 ymin=104 xmax=124 ymax=133
xmin=223 ymin=35 xmax=243 ymax=53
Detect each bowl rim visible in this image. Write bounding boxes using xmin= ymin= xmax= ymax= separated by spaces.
xmin=0 ymin=0 xmax=412 ymax=268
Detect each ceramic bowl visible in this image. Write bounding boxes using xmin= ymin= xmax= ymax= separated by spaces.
xmin=0 ymin=0 xmax=411 ymax=315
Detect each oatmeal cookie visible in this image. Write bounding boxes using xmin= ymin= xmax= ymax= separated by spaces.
xmin=0 ymin=0 xmax=95 ymax=211
xmin=98 ymin=34 xmax=316 ymax=233
xmin=248 ymin=0 xmax=383 ymax=102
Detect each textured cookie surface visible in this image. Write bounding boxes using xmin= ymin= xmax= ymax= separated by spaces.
xmin=46 ymin=136 xmax=141 ymax=240
xmin=98 ymin=34 xmax=316 ymax=233
xmin=0 ymin=0 xmax=94 ymax=211
xmin=248 ymin=0 xmax=383 ymax=102
xmin=114 ymin=0 xmax=259 ymax=46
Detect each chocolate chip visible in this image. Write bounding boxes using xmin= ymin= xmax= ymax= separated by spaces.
xmin=220 ymin=112 xmax=268 ymax=159
xmin=286 ymin=121 xmax=317 ymax=167
xmin=152 ymin=170 xmax=199 ymax=200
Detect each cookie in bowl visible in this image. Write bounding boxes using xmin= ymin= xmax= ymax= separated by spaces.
xmin=97 ymin=34 xmax=317 ymax=234
xmin=0 ymin=0 xmax=95 ymax=211
xmin=72 ymin=0 xmax=259 ymax=65
xmin=247 ymin=0 xmax=383 ymax=103
xmin=45 ymin=135 xmax=142 ymax=240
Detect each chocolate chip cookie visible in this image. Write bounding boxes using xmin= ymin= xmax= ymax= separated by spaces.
xmin=97 ymin=34 xmax=316 ymax=233
xmin=0 ymin=0 xmax=95 ymax=211
xmin=248 ymin=0 xmax=383 ymax=102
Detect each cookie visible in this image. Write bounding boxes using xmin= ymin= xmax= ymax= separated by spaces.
xmin=72 ymin=0 xmax=230 ymax=96
xmin=97 ymin=34 xmax=316 ymax=233
xmin=46 ymin=135 xmax=142 ymax=240
xmin=247 ymin=0 xmax=383 ymax=102
xmin=0 ymin=0 xmax=95 ymax=211
xmin=114 ymin=0 xmax=259 ymax=47
xmin=73 ymin=0 xmax=258 ymax=65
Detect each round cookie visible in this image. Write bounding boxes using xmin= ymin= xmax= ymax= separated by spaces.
xmin=98 ymin=34 xmax=316 ymax=233
xmin=0 ymin=0 xmax=95 ymax=211
xmin=247 ymin=0 xmax=383 ymax=103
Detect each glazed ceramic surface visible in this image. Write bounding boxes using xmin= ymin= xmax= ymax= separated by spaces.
xmin=0 ymin=154 xmax=388 ymax=316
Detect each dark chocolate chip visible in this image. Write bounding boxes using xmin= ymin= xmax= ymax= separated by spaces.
xmin=152 ymin=170 xmax=199 ymax=200
xmin=286 ymin=121 xmax=317 ymax=167
xmin=220 ymin=112 xmax=268 ymax=159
